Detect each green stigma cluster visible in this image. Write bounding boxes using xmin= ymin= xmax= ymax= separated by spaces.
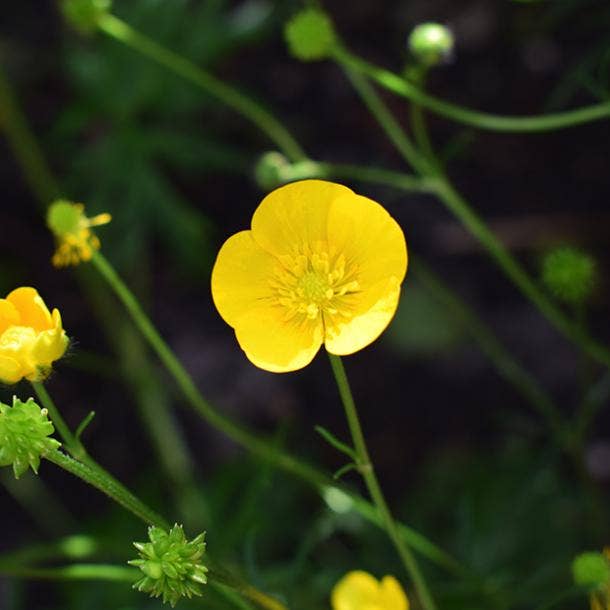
xmin=129 ymin=524 xmax=208 ymax=607
xmin=60 ymin=0 xmax=112 ymax=33
xmin=0 ymin=397 xmax=61 ymax=479
xmin=408 ymin=22 xmax=454 ymax=67
xmin=572 ymin=552 xmax=610 ymax=591
xmin=284 ymin=8 xmax=337 ymax=62
xmin=541 ymin=246 xmax=597 ymax=305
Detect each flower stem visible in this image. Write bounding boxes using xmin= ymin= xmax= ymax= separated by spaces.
xmin=44 ymin=449 xmax=169 ymax=529
xmin=339 ymin=57 xmax=610 ymax=371
xmin=96 ymin=12 xmax=307 ymax=163
xmin=334 ymin=47 xmax=610 ymax=132
xmin=327 ymin=353 xmax=437 ymax=610
xmin=31 ymin=381 xmax=89 ymax=463
xmin=0 ymin=563 xmax=137 ymax=582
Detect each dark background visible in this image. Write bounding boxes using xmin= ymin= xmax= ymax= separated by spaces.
xmin=1 ymin=1 xmax=609 ymax=609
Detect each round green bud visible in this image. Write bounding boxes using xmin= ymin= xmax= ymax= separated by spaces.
xmin=254 ymin=152 xmax=291 ymax=191
xmin=408 ymin=22 xmax=454 ymax=67
xmin=61 ymin=0 xmax=112 ymax=34
xmin=129 ymin=524 xmax=208 ymax=607
xmin=47 ymin=200 xmax=83 ymax=237
xmin=572 ymin=552 xmax=610 ymax=591
xmin=541 ymin=246 xmax=597 ymax=305
xmin=0 ymin=397 xmax=61 ymax=479
xmin=284 ymin=8 xmax=337 ymax=62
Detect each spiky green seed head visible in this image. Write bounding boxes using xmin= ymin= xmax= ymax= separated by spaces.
xmin=61 ymin=0 xmax=112 ymax=34
xmin=408 ymin=22 xmax=454 ymax=67
xmin=129 ymin=524 xmax=208 ymax=607
xmin=284 ymin=8 xmax=337 ymax=62
xmin=572 ymin=552 xmax=610 ymax=591
xmin=541 ymin=246 xmax=597 ymax=305
xmin=0 ymin=397 xmax=61 ymax=479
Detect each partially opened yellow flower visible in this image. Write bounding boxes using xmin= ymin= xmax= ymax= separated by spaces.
xmin=211 ymin=180 xmax=407 ymax=372
xmin=47 ymin=200 xmax=112 ymax=267
xmin=331 ymin=570 xmax=409 ymax=610
xmin=0 ymin=288 xmax=69 ymax=384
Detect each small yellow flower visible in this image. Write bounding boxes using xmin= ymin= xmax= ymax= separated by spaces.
xmin=0 ymin=288 xmax=69 ymax=384
xmin=331 ymin=571 xmax=409 ymax=610
xmin=47 ymin=200 xmax=112 ymax=267
xmin=211 ymin=180 xmax=407 ymax=372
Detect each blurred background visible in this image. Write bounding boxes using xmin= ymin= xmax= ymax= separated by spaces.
xmin=1 ymin=0 xmax=609 ymax=608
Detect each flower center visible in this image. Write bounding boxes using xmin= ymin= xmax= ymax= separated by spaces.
xmin=269 ymin=245 xmax=360 ymax=323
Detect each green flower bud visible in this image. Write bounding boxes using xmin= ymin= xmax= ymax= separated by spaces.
xmin=129 ymin=524 xmax=208 ymax=607
xmin=255 ymin=152 xmax=292 ymax=190
xmin=572 ymin=552 xmax=610 ymax=591
xmin=0 ymin=397 xmax=61 ymax=479
xmin=541 ymin=246 xmax=597 ymax=305
xmin=284 ymin=8 xmax=337 ymax=62
xmin=60 ymin=0 xmax=112 ymax=34
xmin=408 ymin=22 xmax=454 ymax=67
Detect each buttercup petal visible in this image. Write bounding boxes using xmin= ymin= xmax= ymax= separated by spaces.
xmin=327 ymin=192 xmax=407 ymax=289
xmin=0 ymin=300 xmax=20 ymax=336
xmin=31 ymin=326 xmax=69 ymax=367
xmin=324 ymin=277 xmax=402 ymax=355
xmin=211 ymin=231 xmax=278 ymax=328
xmin=234 ymin=307 xmax=323 ymax=372
xmin=379 ymin=576 xmax=409 ymax=610
xmin=0 ymin=355 xmax=25 ymax=384
xmin=251 ymin=180 xmax=353 ymax=258
xmin=331 ymin=571 xmax=380 ymax=610
xmin=6 ymin=287 xmax=53 ymax=332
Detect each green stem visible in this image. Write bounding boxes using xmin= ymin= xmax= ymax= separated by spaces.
xmin=96 ymin=12 xmax=307 ymax=163
xmin=413 ymin=259 xmax=564 ymax=441
xmin=334 ymin=47 xmax=610 ymax=132
xmin=0 ymin=563 xmax=137 ymax=582
xmin=328 ymin=354 xmax=437 ymax=610
xmin=44 ymin=449 xmax=169 ymax=529
xmin=431 ymin=179 xmax=610 ymax=369
xmin=31 ymin=381 xmax=89 ymax=463
xmin=340 ymin=65 xmax=430 ymax=175
xmin=337 ymin=56 xmax=610 ymax=371
xmin=89 ymin=250 xmax=460 ymax=573
xmin=209 ymin=568 xmax=288 ymax=610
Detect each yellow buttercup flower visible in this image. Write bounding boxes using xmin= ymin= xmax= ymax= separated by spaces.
xmin=47 ymin=200 xmax=112 ymax=267
xmin=211 ymin=180 xmax=407 ymax=372
xmin=0 ymin=288 xmax=69 ymax=384
xmin=331 ymin=571 xmax=409 ymax=610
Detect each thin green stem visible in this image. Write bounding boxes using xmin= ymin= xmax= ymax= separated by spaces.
xmin=89 ymin=250 xmax=461 ymax=573
xmin=336 ymin=55 xmax=610 ymax=370
xmin=334 ymin=47 xmax=610 ymax=132
xmin=412 ymin=259 xmax=565 ymax=442
xmin=431 ymin=179 xmax=610 ymax=369
xmin=0 ymin=563 xmax=137 ymax=582
xmin=44 ymin=449 xmax=169 ymax=529
xmin=96 ymin=12 xmax=307 ymax=163
xmin=340 ymin=65 xmax=430 ymax=175
xmin=328 ymin=354 xmax=437 ymax=610
xmin=274 ymin=159 xmax=434 ymax=192
xmin=31 ymin=381 xmax=89 ymax=463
